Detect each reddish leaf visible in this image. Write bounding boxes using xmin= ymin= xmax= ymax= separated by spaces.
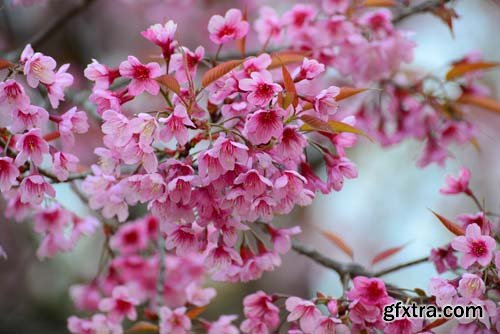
xmin=328 ymin=120 xmax=374 ymax=142
xmin=126 ymin=321 xmax=159 ymax=333
xmin=446 ymin=62 xmax=500 ymax=81
xmin=0 ymin=59 xmax=13 ymax=70
xmin=457 ymin=93 xmax=500 ymax=114
xmin=422 ymin=318 xmax=449 ymax=331
xmin=156 ymin=74 xmax=181 ymax=96
xmin=431 ymin=6 xmax=459 ymax=36
xmin=363 ymin=0 xmax=398 ymax=7
xmin=201 ymin=59 xmax=244 ymax=87
xmin=300 ymin=115 xmax=373 ymax=141
xmin=186 ymin=306 xmax=207 ymax=319
xmin=371 ymin=243 xmax=408 ymax=265
xmin=280 ymin=62 xmax=298 ymax=108
xmin=336 ymin=87 xmax=369 ymax=101
xmin=300 ymin=115 xmax=333 ymax=133
xmin=430 ymin=209 xmax=465 ymax=236
xmin=320 ymin=229 xmax=354 ymax=259
xmin=269 ymin=51 xmax=308 ymax=69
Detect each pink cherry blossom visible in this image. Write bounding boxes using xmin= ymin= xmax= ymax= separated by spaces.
xmin=52 ymin=152 xmax=79 ymax=181
xmin=159 ymin=104 xmax=195 ymax=145
xmin=33 ymin=203 xmax=71 ymax=234
xmin=268 ymin=225 xmax=301 ymax=254
xmin=68 ymin=314 xmax=122 ymax=334
xmin=208 ymin=9 xmax=249 ymax=45
xmin=322 ymin=0 xmax=350 ymax=14
xmin=101 ymin=109 xmax=132 ymax=147
xmin=211 ymin=134 xmax=249 ymax=171
xmin=0 ymin=79 xmax=30 ymax=111
xmin=286 ymin=296 xmax=322 ymax=333
xmin=428 ymin=277 xmax=457 ymax=307
xmin=347 ymin=276 xmax=391 ymax=306
xmin=294 ymin=58 xmax=325 ymax=81
xmin=440 ymin=167 xmax=471 ymax=195
xmin=243 ymin=109 xmax=283 ymax=145
xmin=239 ymin=71 xmax=282 ymax=107
xmin=99 ymin=285 xmax=140 ymax=321
xmin=19 ymin=173 xmax=56 ymax=204
xmin=242 ymin=291 xmax=280 ymax=328
xmin=20 ymin=44 xmax=57 ymax=88
xmin=314 ymin=86 xmax=340 ymax=117
xmin=9 ymin=104 xmax=49 ymax=133
xmin=15 ymin=128 xmax=49 ymax=166
xmin=119 ymin=56 xmax=162 ymax=96
xmin=46 ymin=63 xmax=74 ymax=108
xmin=169 ymin=46 xmax=205 ymax=83
xmin=84 ymin=59 xmax=119 ymax=90
xmin=324 ymin=154 xmax=358 ymax=191
xmin=70 ymin=283 xmax=101 ymax=311
xmin=208 ymin=315 xmax=239 ymax=334
xmin=282 ymin=4 xmax=317 ymax=32
xmin=313 ymin=316 xmax=350 ymax=334
xmin=110 ymin=221 xmax=148 ymax=254
xmin=457 ymin=212 xmax=492 ymax=235
xmin=457 ymin=273 xmax=485 ymax=302
xmin=241 ymin=54 xmax=272 ymax=78
xmin=0 ymin=157 xmax=20 ymax=192
xmin=159 ymin=306 xmax=191 ymax=334
xmin=141 ymin=20 xmax=178 ymax=58
xmin=429 ymin=244 xmax=458 ymax=274
xmin=186 ymin=282 xmax=216 ymax=307
xmin=451 ymin=223 xmax=496 ymax=268
xmin=59 ymin=107 xmax=89 ymax=146
xmin=254 ymin=6 xmax=282 ymax=44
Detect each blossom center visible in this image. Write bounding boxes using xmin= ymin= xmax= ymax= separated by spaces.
xmin=133 ymin=65 xmax=151 ymax=80
xmin=256 ymin=83 xmax=273 ymax=98
xmin=470 ymin=240 xmax=487 ymax=257
xmin=218 ymin=25 xmax=236 ymax=38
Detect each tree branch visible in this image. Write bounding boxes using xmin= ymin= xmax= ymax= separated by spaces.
xmin=393 ymin=0 xmax=454 ymax=24
xmin=374 ymin=256 xmax=429 ymax=277
xmin=291 ymin=239 xmax=371 ymax=277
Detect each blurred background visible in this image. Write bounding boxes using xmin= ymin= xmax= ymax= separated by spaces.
xmin=1 ymin=0 xmax=500 ymax=333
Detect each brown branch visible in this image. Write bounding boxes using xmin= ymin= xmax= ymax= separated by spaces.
xmin=393 ymin=0 xmax=454 ymax=24
xmin=38 ymin=168 xmax=89 ymax=183
xmin=291 ymin=239 xmax=372 ymax=277
xmin=374 ymin=256 xmax=430 ymax=277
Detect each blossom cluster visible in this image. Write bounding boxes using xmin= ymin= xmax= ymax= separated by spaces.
xmin=356 ymin=52 xmax=491 ymax=167
xmin=0 ymin=44 xmax=97 ymax=257
xmin=426 ymin=167 xmax=500 ymax=333
xmin=80 ymin=9 xmax=359 ymax=289
xmin=254 ymin=3 xmax=414 ymax=84
xmin=68 ymin=215 xmax=242 ymax=334
xmin=238 ymin=168 xmax=499 ymax=334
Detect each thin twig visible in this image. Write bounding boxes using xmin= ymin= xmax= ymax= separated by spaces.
xmin=291 ymin=239 xmax=371 ymax=277
xmin=375 ymin=256 xmax=429 ymax=277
